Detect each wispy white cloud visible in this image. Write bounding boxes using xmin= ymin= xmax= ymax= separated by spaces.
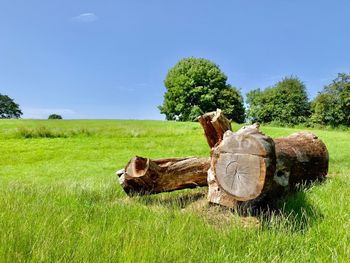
xmin=114 ymin=83 xmax=153 ymax=92
xmin=136 ymin=83 xmax=152 ymax=88
xmin=72 ymin=13 xmax=98 ymax=23
xmin=22 ymin=107 xmax=77 ymax=119
xmin=115 ymin=86 xmax=136 ymax=92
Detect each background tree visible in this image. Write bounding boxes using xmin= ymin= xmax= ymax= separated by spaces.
xmin=311 ymin=73 xmax=350 ymax=126
xmin=48 ymin=114 xmax=63 ymax=120
xmin=0 ymin=94 xmax=22 ymax=119
xmin=246 ymin=77 xmax=310 ymax=125
xmin=159 ymin=57 xmax=245 ymax=123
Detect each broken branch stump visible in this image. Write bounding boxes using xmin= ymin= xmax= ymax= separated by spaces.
xmin=198 ymin=109 xmax=232 ymax=148
xmin=118 ymin=156 xmax=210 ymax=195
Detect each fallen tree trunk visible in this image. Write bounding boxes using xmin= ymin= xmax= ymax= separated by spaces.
xmin=208 ymin=124 xmax=329 ymax=208
xmin=117 ymin=110 xmax=328 ymax=210
xmin=118 ymin=156 xmax=210 ymax=195
xmin=117 ymin=109 xmax=229 ymax=196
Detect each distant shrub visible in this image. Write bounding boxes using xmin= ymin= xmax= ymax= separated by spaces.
xmin=48 ymin=114 xmax=62 ymax=120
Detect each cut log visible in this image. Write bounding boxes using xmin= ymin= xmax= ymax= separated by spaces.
xmin=116 ymin=109 xmax=328 ymax=211
xmin=118 ymin=156 xmax=210 ymax=195
xmin=198 ymin=109 xmax=232 ymax=148
xmin=208 ymin=124 xmax=276 ymax=207
xmin=208 ymin=124 xmax=329 ymax=209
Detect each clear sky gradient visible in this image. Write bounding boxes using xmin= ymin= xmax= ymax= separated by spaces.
xmin=1 ymin=0 xmax=349 ymax=119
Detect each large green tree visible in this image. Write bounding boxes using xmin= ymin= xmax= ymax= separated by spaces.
xmin=311 ymin=73 xmax=350 ymax=126
xmin=246 ymin=77 xmax=310 ymax=125
xmin=159 ymin=57 xmax=245 ymax=123
xmin=0 ymin=94 xmax=22 ymax=119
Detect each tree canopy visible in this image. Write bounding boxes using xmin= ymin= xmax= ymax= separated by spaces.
xmin=311 ymin=73 xmax=350 ymax=126
xmin=0 ymin=94 xmax=22 ymax=119
xmin=246 ymin=77 xmax=310 ymax=125
xmin=159 ymin=57 xmax=245 ymax=123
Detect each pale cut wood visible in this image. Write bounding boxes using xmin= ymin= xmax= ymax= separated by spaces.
xmin=209 ymin=124 xmax=276 ymax=204
xmin=118 ymin=156 xmax=210 ymax=195
xmin=117 ymin=109 xmax=328 ymax=212
xmin=215 ymin=153 xmax=264 ymax=199
xmin=207 ymin=167 xmax=238 ymax=208
xmin=198 ymin=109 xmax=232 ymax=148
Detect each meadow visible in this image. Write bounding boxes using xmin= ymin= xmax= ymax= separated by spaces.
xmin=0 ymin=119 xmax=349 ymax=262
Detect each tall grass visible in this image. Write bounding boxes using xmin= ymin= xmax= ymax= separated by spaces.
xmin=16 ymin=126 xmax=93 ymax=138
xmin=0 ymin=119 xmax=349 ymax=262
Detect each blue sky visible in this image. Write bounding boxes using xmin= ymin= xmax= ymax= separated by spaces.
xmin=1 ymin=0 xmax=349 ymax=119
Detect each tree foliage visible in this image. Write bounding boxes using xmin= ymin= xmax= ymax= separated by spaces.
xmin=311 ymin=73 xmax=350 ymax=126
xmin=159 ymin=57 xmax=245 ymax=123
xmin=246 ymin=77 xmax=310 ymax=125
xmin=0 ymin=94 xmax=22 ymax=119
xmin=48 ymin=114 xmax=63 ymax=120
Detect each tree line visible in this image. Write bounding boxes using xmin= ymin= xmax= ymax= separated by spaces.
xmin=1 ymin=57 xmax=349 ymax=127
xmin=0 ymin=94 xmax=62 ymax=120
xmin=160 ymin=57 xmax=350 ymax=127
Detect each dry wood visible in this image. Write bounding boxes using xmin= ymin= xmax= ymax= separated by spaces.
xmin=208 ymin=124 xmax=276 ymax=207
xmin=117 ymin=109 xmax=328 ymax=211
xmin=208 ymin=124 xmax=329 ymax=208
xmin=274 ymin=132 xmax=329 ymax=189
xmin=198 ymin=109 xmax=231 ymax=148
xmin=118 ymin=156 xmax=210 ymax=195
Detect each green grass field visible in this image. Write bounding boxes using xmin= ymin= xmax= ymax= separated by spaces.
xmin=1 ymin=119 xmax=349 ymax=262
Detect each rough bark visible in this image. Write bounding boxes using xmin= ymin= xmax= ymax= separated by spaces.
xmin=198 ymin=109 xmax=232 ymax=148
xmin=116 ymin=110 xmax=328 ymax=209
xmin=118 ymin=156 xmax=210 ymax=195
xmin=273 ymin=132 xmax=329 ymax=189
xmin=208 ymin=124 xmax=329 ymax=208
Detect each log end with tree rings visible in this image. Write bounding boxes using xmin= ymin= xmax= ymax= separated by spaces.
xmin=207 ymin=168 xmax=239 ymax=208
xmin=209 ymin=124 xmax=276 ymax=205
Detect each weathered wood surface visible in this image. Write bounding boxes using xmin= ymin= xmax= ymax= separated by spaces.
xmin=208 ymin=124 xmax=276 ymax=207
xmin=118 ymin=156 xmax=210 ymax=195
xmin=208 ymin=124 xmax=329 ymax=208
xmin=198 ymin=109 xmax=231 ymax=148
xmin=274 ymin=132 xmax=329 ymax=189
xmin=117 ymin=110 xmax=328 ymax=211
